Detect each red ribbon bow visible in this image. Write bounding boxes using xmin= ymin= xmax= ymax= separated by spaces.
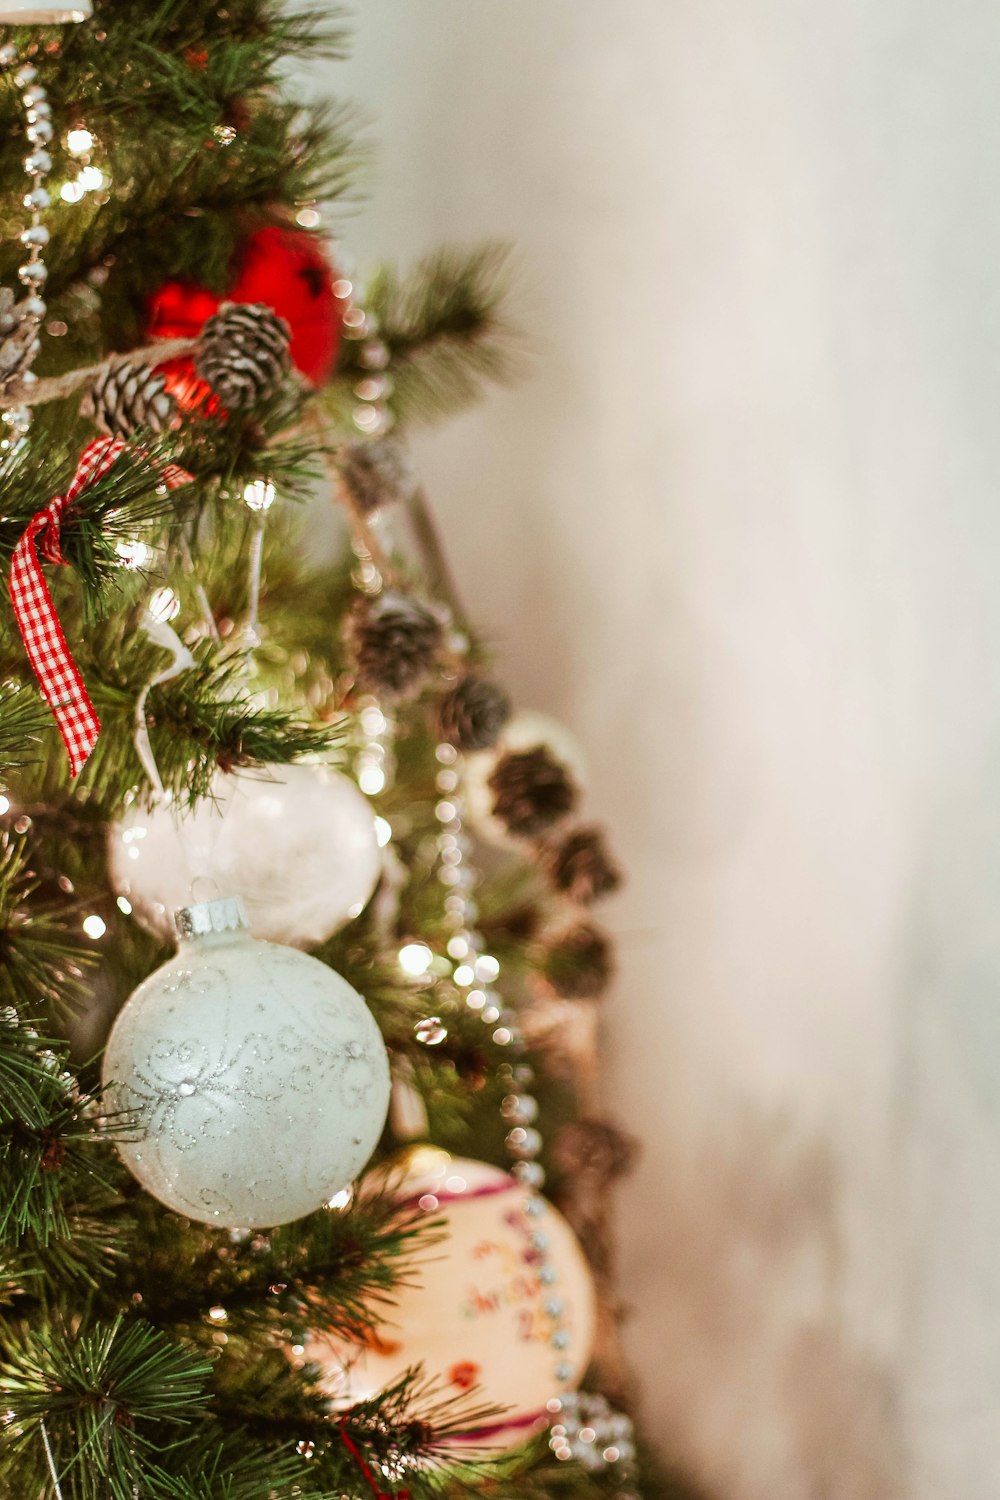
xmin=9 ymin=436 xmax=190 ymax=777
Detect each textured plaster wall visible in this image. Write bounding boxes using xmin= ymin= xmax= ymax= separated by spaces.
xmin=318 ymin=6 xmax=1000 ymax=1496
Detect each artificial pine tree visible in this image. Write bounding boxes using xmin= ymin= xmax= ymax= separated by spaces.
xmin=0 ymin=7 xmax=698 ymax=1499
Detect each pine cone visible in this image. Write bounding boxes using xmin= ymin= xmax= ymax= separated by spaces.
xmin=338 ymin=438 xmax=416 ymax=514
xmin=345 ymin=591 xmax=444 ymax=700
xmin=487 ymin=745 xmax=578 ymax=838
xmin=541 ymin=920 xmax=613 ymax=999
xmin=437 ymin=674 xmax=511 ymax=752
xmin=551 ymin=1118 xmax=639 ymax=1182
xmin=545 ymin=824 xmax=622 ymax=905
xmin=195 ymin=301 xmax=291 ymax=408
xmin=0 ymin=287 xmax=39 ymax=398
xmin=80 ymin=358 xmax=176 ymax=437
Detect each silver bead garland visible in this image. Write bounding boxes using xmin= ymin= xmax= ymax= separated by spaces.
xmin=428 ymin=738 xmax=639 ymax=1491
xmin=0 ymin=45 xmax=55 ymax=446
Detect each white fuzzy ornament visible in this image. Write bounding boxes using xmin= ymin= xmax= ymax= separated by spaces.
xmin=102 ymin=898 xmax=390 ymax=1228
xmin=463 ymin=710 xmax=587 ymax=846
xmin=0 ymin=2 xmax=91 ymax=18
xmin=108 ymin=763 xmax=381 ymax=948
xmin=302 ymin=1149 xmax=596 ymax=1449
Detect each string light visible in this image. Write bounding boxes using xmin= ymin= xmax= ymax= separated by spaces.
xmin=82 ymin=914 xmax=106 ymax=939
xmin=398 ymin=942 xmax=433 ymax=977
xmin=243 ymin=478 xmax=276 ymax=512
xmin=115 ymin=538 xmax=150 ymax=569
xmin=65 ymin=127 xmax=93 ymax=156
xmin=147 ymin=587 xmax=180 ymax=624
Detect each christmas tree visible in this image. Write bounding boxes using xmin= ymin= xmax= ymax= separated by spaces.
xmin=0 ymin=6 xmax=692 ymax=1497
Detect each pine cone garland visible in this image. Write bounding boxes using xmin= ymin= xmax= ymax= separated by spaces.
xmin=345 ymin=591 xmax=444 ymax=700
xmin=338 ymin=438 xmax=416 ymax=514
xmin=541 ymin=920 xmax=613 ymax=999
xmin=80 ymin=358 xmax=176 ymax=437
xmin=487 ymin=745 xmax=578 ymax=838
xmin=0 ymin=288 xmax=39 ymax=398
xmin=545 ymin=824 xmax=622 ymax=905
xmin=194 ymin=301 xmax=291 ymax=408
xmin=551 ymin=1118 xmax=639 ymax=1182
xmin=437 ymin=674 xmax=511 ymax=752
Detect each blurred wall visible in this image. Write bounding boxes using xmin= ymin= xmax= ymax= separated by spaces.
xmin=323 ymin=5 xmax=1000 ymax=1497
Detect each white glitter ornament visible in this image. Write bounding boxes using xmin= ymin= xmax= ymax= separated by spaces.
xmin=108 ymin=763 xmax=381 ymax=948
xmin=0 ymin=2 xmax=91 ymax=17
xmin=463 ymin=710 xmax=587 ymax=847
xmin=102 ymin=897 xmax=390 ymax=1228
xmin=302 ymin=1149 xmax=596 ymax=1450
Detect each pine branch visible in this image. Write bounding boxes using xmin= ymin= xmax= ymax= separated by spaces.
xmin=0 ymin=1314 xmax=213 ymax=1500
xmin=120 ymin=1191 xmax=440 ymax=1348
xmin=0 ymin=834 xmax=94 ymax=1017
xmin=331 ymin=245 xmax=519 ymax=427
xmin=0 ymin=1008 xmax=121 ymax=1247
xmin=0 ymin=682 xmax=52 ymax=772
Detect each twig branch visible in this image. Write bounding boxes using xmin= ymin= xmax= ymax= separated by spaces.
xmin=8 ymin=337 xmax=198 ymax=408
xmin=404 ymin=485 xmax=467 ymax=620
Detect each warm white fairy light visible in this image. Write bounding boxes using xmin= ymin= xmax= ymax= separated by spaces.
xmin=115 ymin=538 xmax=150 ymax=569
xmin=325 ymin=1186 xmax=353 ymax=1211
xmin=398 ymin=942 xmax=433 ymax=977
xmin=82 ymin=914 xmax=106 ymax=939
xmin=243 ymin=478 xmax=276 ymax=512
xmin=66 ymin=127 xmax=93 ymax=156
xmin=116 ymin=895 xmax=132 ymax=915
xmin=373 ymin=815 xmax=392 ymax=848
xmin=358 ymin=764 xmax=385 ymax=796
xmin=0 ymin=795 xmax=9 ymax=816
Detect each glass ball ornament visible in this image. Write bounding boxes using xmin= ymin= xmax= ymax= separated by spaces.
xmin=102 ymin=897 xmax=391 ymax=1227
xmin=108 ymin=763 xmax=381 ymax=948
xmin=301 ymin=1148 xmax=596 ymax=1449
xmin=463 ymin=710 xmax=588 ymax=847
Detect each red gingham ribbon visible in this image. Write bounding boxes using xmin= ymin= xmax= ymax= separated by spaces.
xmin=9 ymin=436 xmax=191 ymax=777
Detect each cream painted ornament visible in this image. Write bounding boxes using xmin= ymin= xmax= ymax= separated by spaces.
xmin=108 ymin=763 xmax=381 ymax=948
xmin=463 ymin=710 xmax=587 ymax=846
xmin=302 ymin=1149 xmax=596 ymax=1449
xmin=102 ymin=897 xmax=390 ymax=1228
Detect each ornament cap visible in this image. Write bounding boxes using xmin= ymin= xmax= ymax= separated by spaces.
xmin=174 ymin=896 xmax=248 ymax=941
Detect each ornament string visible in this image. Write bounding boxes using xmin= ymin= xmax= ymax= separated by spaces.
xmin=178 ymin=532 xmax=220 ymax=645
xmin=38 ymin=1419 xmax=64 ymax=1500
xmin=338 ymin=1419 xmax=410 ymax=1500
xmin=133 ymin=607 xmax=195 ymax=798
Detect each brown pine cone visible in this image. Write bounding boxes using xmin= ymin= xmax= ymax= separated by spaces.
xmin=551 ymin=1118 xmax=639 ymax=1182
xmin=545 ymin=824 xmax=622 ymax=904
xmin=541 ymin=920 xmax=613 ymax=999
xmin=487 ymin=745 xmax=578 ymax=838
xmin=345 ymin=590 xmax=444 ymax=700
xmin=195 ymin=301 xmax=291 ymax=407
xmin=338 ymin=438 xmax=416 ymax=514
xmin=437 ymin=674 xmax=511 ymax=752
xmin=81 ymin=357 xmax=176 ymax=437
